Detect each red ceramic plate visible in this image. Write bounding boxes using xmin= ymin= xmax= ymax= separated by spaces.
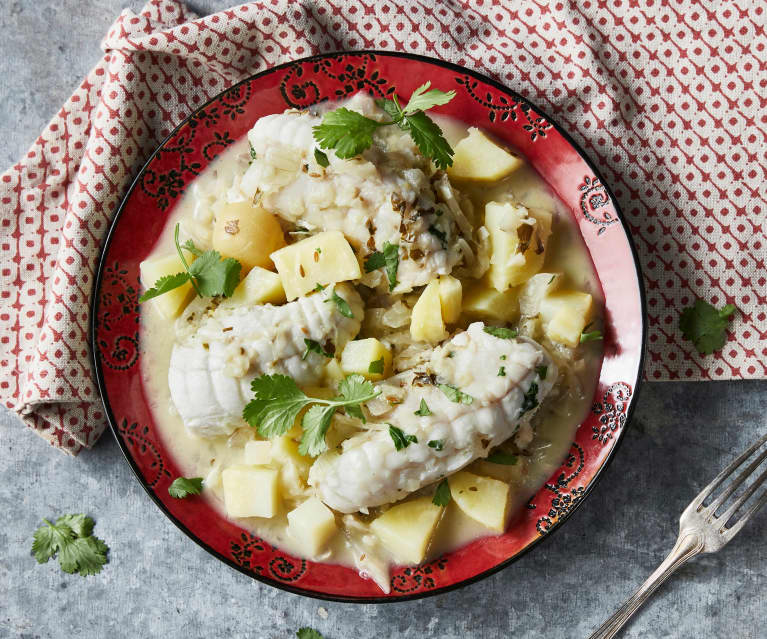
xmin=92 ymin=51 xmax=646 ymax=602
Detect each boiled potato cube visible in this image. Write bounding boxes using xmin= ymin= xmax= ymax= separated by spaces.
xmin=485 ymin=202 xmax=553 ymax=291
xmin=518 ymin=272 xmax=562 ymax=317
xmin=437 ymin=275 xmax=462 ymax=324
xmin=212 ymin=200 xmax=286 ymax=271
xmin=222 ymin=466 xmax=280 ymax=518
xmin=270 ymin=231 xmax=361 ymax=300
xmin=287 ymin=497 xmax=338 ymax=556
xmin=448 ymin=471 xmax=510 ymax=533
xmin=462 ymin=278 xmax=519 ymax=322
xmin=271 ymin=435 xmax=312 ymax=480
xmin=340 ymin=338 xmax=392 ymax=380
xmin=410 ymin=280 xmax=448 ymax=342
xmin=447 ymin=127 xmax=523 ymax=182
xmin=139 ymin=252 xmax=196 ymax=319
xmin=370 ymin=497 xmax=444 ymax=564
xmin=243 ymin=440 xmax=272 ymax=466
xmin=539 ymin=290 xmax=593 ymax=347
xmin=226 ymin=266 xmax=286 ymax=307
xmin=324 ymin=359 xmax=345 ymax=385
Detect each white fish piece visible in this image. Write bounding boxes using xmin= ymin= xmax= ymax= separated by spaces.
xmin=309 ymin=322 xmax=556 ymax=513
xmin=238 ymin=95 xmax=472 ymax=292
xmin=168 ymin=284 xmax=363 ymax=438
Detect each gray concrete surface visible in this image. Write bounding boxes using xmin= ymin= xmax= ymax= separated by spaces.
xmin=1 ymin=2 xmax=765 ymax=638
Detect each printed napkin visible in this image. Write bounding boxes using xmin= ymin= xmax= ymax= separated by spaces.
xmin=1 ymin=0 xmax=765 ymax=454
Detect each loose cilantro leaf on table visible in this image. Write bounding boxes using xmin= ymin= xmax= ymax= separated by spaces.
xmin=389 ymin=424 xmax=418 ymax=450
xmin=486 ymin=451 xmax=518 ymax=465
xmin=297 ymin=629 xmax=325 ymax=639
xmin=313 ymin=83 xmax=456 ymax=169
xmin=364 ymin=241 xmax=399 ymax=291
xmin=438 ymin=383 xmax=474 ymax=405
xmin=432 ymin=479 xmax=451 ymax=506
xmin=168 ymin=477 xmax=203 ymax=499
xmin=32 ymin=515 xmax=108 ymax=577
xmin=679 ymin=299 xmax=736 ymax=355
xmin=324 ymin=289 xmax=354 ymax=318
xmin=483 ymin=326 xmax=518 ymax=339
xmin=243 ymin=374 xmax=380 ymax=457
xmin=414 ymin=398 xmax=432 ymax=416
xmin=302 ymin=338 xmax=333 ymax=361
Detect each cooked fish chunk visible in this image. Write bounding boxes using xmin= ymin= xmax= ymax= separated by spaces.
xmin=168 ymin=284 xmax=362 ymax=438
xmin=239 ymin=94 xmax=474 ymax=292
xmin=309 ymin=322 xmax=555 ymax=513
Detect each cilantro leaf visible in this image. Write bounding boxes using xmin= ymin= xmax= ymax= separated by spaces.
xmin=414 ymin=398 xmax=432 ymax=416
xmin=375 ymin=97 xmax=406 ymax=127
xmin=314 ymin=283 xmax=327 ymax=292
xmin=402 ymin=110 xmax=454 ymax=170
xmin=520 ymin=382 xmax=539 ymax=414
xmin=403 ymin=82 xmax=456 ymax=115
xmin=438 ymin=383 xmax=474 ymax=405
xmin=249 ymin=143 xmax=257 ymax=162
xmin=580 ymin=330 xmax=603 ymax=343
xmin=498 ymin=366 xmax=506 ymax=376
xmin=427 ymin=224 xmax=447 ymax=247
xmin=427 ymin=439 xmax=444 ymax=451
xmin=180 ymin=238 xmax=204 ymax=257
xmin=325 ymin=289 xmax=354 ymax=318
xmin=486 ymin=451 xmax=518 ymax=465
xmin=389 ymin=424 xmax=418 ymax=450
xmin=364 ymin=242 xmax=399 ymax=291
xmin=297 ymin=629 xmax=325 ymax=639
xmin=679 ymin=300 xmax=736 ymax=355
xmin=31 ymin=515 xmax=108 ymax=577
xmin=168 ymin=477 xmax=204 ymax=499
xmin=300 ymin=404 xmax=337 ymax=457
xmin=313 ymin=148 xmax=330 ymax=168
xmin=243 ymin=374 xmax=310 ymax=439
xmin=302 ymin=338 xmax=333 ymax=361
xmin=484 ymin=326 xmax=518 ymax=339
xmin=432 ymin=479 xmax=452 ymax=506
xmin=188 ymin=250 xmax=241 ymax=298
xmin=535 ymin=365 xmax=548 ymax=380
xmin=368 ymin=358 xmax=385 ymax=375
xmin=312 ymin=108 xmax=383 ymax=159
xmin=138 ymin=272 xmax=191 ymax=302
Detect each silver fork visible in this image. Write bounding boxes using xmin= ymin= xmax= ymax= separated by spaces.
xmin=588 ymin=432 xmax=767 ymax=639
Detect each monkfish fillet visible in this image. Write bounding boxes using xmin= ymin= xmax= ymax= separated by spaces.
xmin=238 ymin=94 xmax=473 ymax=292
xmin=168 ymin=284 xmax=363 ymax=438
xmin=309 ymin=322 xmax=556 ymax=513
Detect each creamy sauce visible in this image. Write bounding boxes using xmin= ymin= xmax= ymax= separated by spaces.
xmin=140 ymin=114 xmax=603 ymax=587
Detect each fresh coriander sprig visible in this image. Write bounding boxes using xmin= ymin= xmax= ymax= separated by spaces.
xmin=139 ymin=223 xmax=242 ymax=302
xmin=242 ymin=374 xmax=380 ymax=457
xmin=168 ymin=477 xmax=203 ymax=499
xmin=312 ymin=82 xmax=456 ymax=169
xmin=31 ymin=514 xmax=109 ymax=577
xmin=679 ymin=299 xmax=736 ymax=355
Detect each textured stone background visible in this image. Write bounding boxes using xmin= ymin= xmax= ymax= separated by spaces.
xmin=0 ymin=2 xmax=765 ymax=638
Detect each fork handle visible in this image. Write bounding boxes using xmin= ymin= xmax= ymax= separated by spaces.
xmin=587 ymin=532 xmax=704 ymax=639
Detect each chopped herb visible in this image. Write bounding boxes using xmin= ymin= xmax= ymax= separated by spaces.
xmin=414 ymin=398 xmax=432 ymax=416
xmin=31 ymin=514 xmax=109 ymax=577
xmin=486 ymin=451 xmax=518 ymax=465
xmin=520 ymin=381 xmax=539 ymax=414
xmin=427 ymin=224 xmax=447 ymax=247
xmin=535 ymin=365 xmax=548 ymax=380
xmin=500 ymin=354 xmax=507 ymax=360
xmin=313 ymin=82 xmax=456 ymax=169
xmin=363 ymin=241 xmax=399 ymax=291
xmin=548 ymin=274 xmax=556 ymax=285
xmin=368 ymin=358 xmax=385 ymax=375
xmin=432 ymin=479 xmax=451 ymax=506
xmin=302 ymin=338 xmax=333 ymax=360
xmin=315 ymin=247 xmax=322 ymax=254
xmin=314 ymin=283 xmax=327 ymax=292
xmin=498 ymin=366 xmax=506 ymax=377
xmin=580 ymin=330 xmax=603 ymax=343
xmin=168 ymin=477 xmax=204 ymax=499
xmin=243 ymin=374 xmax=380 ymax=456
xmin=313 ymin=148 xmax=330 ymax=168
xmin=427 ymin=439 xmax=445 ymax=451
xmin=447 ymin=351 xmax=456 ymax=358
xmin=389 ymin=424 xmax=418 ymax=450
xmin=483 ymin=326 xmax=518 ymax=339
xmin=249 ymin=143 xmax=257 ymax=163
xmin=324 ymin=289 xmax=355 ymax=318
xmin=438 ymin=383 xmax=474 ymax=405
xmin=679 ymin=299 xmax=737 ymax=355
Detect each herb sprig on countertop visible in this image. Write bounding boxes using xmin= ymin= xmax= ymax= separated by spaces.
xmin=312 ymin=82 xmax=456 ymax=169
xmin=139 ymin=223 xmax=241 ymax=302
xmin=32 ymin=514 xmax=109 ymax=577
xmin=243 ymin=374 xmax=380 ymax=457
xmin=680 ymin=299 xmax=736 ymax=355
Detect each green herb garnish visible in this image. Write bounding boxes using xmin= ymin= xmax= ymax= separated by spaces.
xmin=580 ymin=330 xmax=603 ymax=343
xmin=535 ymin=365 xmax=548 ymax=380
xmin=389 ymin=424 xmax=418 ymax=451
xmin=313 ymin=148 xmax=330 ymax=168
xmin=168 ymin=477 xmax=204 ymax=499
xmin=679 ymin=300 xmax=736 ymax=355
xmin=414 ymin=398 xmax=432 ymax=416
xmin=483 ymin=326 xmax=518 ymax=339
xmin=302 ymin=338 xmax=333 ymax=360
xmin=297 ymin=629 xmax=325 ymax=639
xmin=486 ymin=451 xmax=518 ymax=465
xmin=323 ymin=289 xmax=354 ymax=318
xmin=520 ymin=382 xmax=539 ymax=414
xmin=432 ymin=479 xmax=451 ymax=506
xmin=249 ymin=143 xmax=257 ymax=163
xmin=363 ymin=241 xmax=399 ymax=291
xmin=498 ymin=366 xmax=506 ymax=377
xmin=428 ymin=224 xmax=447 ymax=247
xmin=32 ymin=514 xmax=109 ymax=577
xmin=427 ymin=439 xmax=445 ymax=451
xmin=438 ymin=383 xmax=474 ymax=405
xmin=314 ymin=283 xmax=327 ymax=292
xmin=368 ymin=358 xmax=385 ymax=375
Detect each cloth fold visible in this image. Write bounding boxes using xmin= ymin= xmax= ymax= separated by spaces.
xmin=1 ymin=0 xmax=765 ymax=454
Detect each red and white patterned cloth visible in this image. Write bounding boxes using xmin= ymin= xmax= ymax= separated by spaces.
xmin=1 ymin=0 xmax=765 ymax=454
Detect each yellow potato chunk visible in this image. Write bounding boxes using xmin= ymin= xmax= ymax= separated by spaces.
xmin=410 ymin=279 xmax=448 ymax=342
xmin=270 ymin=231 xmax=361 ymax=300
xmin=243 ymin=440 xmax=272 ymax=466
xmin=437 ymin=275 xmax=462 ymax=324
xmin=462 ymin=278 xmax=519 ymax=323
xmin=287 ymin=497 xmax=338 ymax=556
xmin=139 ymin=252 xmax=196 ymax=319
xmin=340 ymin=338 xmax=392 ymax=380
xmin=323 ymin=359 xmax=345 ymax=385
xmin=370 ymin=497 xmax=444 ymax=564
xmin=448 ymin=471 xmax=510 ymax=533
xmin=222 ymin=466 xmax=280 ymax=519
xmin=485 ymin=202 xmax=553 ymax=291
xmin=447 ymin=127 xmax=523 ymax=182
xmin=271 ymin=435 xmax=312 ymax=480
xmin=539 ymin=290 xmax=593 ymax=347
xmin=212 ymin=200 xmax=286 ymax=271
xmin=518 ymin=272 xmax=562 ymax=317
xmin=226 ymin=266 xmax=286 ymax=307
